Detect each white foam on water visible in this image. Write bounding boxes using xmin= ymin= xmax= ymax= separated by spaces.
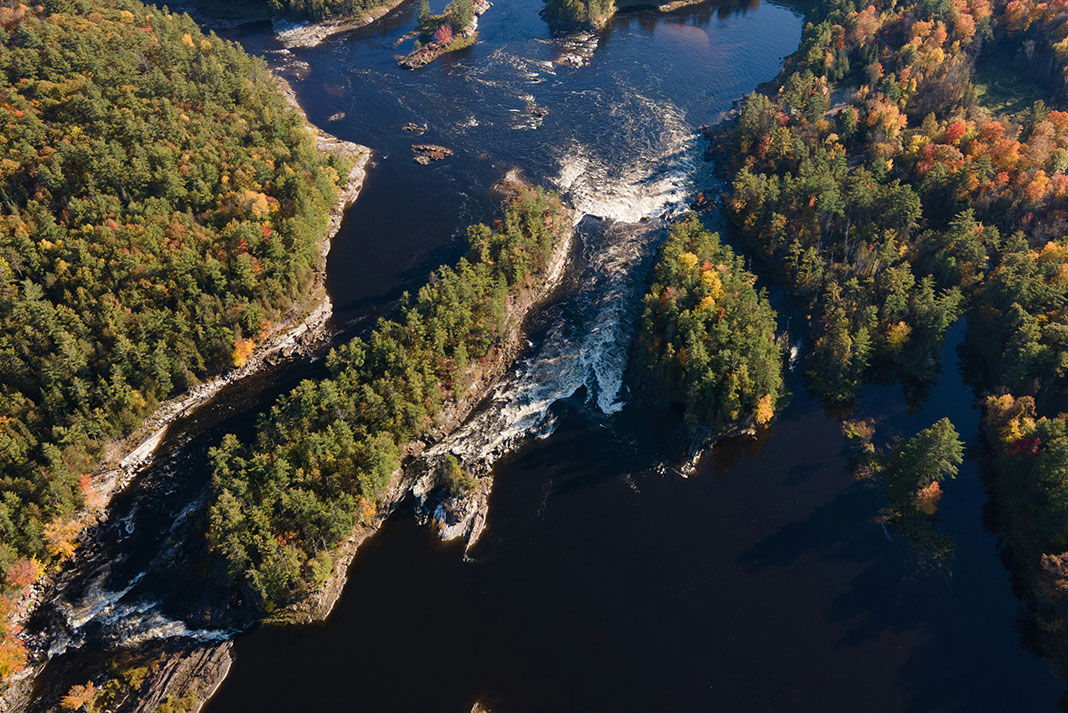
xmin=420 ymin=93 xmax=698 ymax=475
xmin=59 ymin=570 xmax=146 ymax=631
xmin=96 ymin=603 xmax=232 ymax=648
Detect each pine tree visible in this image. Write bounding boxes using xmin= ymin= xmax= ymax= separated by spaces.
xmin=448 ymin=0 xmax=473 ymax=31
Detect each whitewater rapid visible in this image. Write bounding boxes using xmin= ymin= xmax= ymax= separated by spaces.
xmin=416 ymin=91 xmax=699 ymax=481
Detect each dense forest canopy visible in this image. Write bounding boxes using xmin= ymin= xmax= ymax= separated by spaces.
xmin=0 ymin=0 xmax=346 ymax=590
xmin=263 ymin=0 xmax=388 ymax=22
xmin=636 ymin=217 xmax=783 ymax=434
xmin=712 ymin=0 xmax=1068 ymax=690
xmin=207 ymin=188 xmax=570 ymax=612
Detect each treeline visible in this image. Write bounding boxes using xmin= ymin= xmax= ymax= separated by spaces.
xmin=636 ymin=217 xmax=782 ymax=433
xmin=263 ymin=0 xmax=387 ymax=22
xmin=0 ymin=0 xmax=347 ymax=589
xmin=207 ymin=187 xmax=569 ymax=612
xmin=713 ymin=0 xmax=1068 ymax=688
xmin=541 ymin=0 xmax=613 ymax=27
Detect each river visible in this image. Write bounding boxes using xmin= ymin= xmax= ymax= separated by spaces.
xmin=22 ymin=0 xmax=1068 ymax=709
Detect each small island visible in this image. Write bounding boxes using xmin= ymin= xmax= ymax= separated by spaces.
xmin=635 ymin=217 xmax=783 ymax=443
xmin=398 ymin=0 xmax=491 ymax=70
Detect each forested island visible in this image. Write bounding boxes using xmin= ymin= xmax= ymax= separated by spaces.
xmin=636 ymin=217 xmax=782 ymax=437
xmin=540 ymin=0 xmax=706 ymax=29
xmin=208 ymin=184 xmax=571 ymax=612
xmin=397 ymin=0 xmax=487 ymax=70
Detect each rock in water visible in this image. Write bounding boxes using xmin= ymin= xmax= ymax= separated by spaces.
xmin=411 ymin=144 xmax=454 ymax=164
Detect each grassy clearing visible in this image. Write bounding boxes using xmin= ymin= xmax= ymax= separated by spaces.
xmin=974 ymin=49 xmax=1046 ymax=118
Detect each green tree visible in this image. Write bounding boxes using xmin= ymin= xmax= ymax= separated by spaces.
xmin=637 ymin=216 xmax=783 ymax=433
xmin=448 ymin=0 xmax=473 ymax=31
xmin=883 ymin=418 xmax=963 ymax=507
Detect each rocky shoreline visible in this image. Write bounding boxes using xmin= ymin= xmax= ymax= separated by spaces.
xmin=396 ymin=0 xmax=491 ymax=69
xmin=9 ymin=173 xmax=573 ymax=713
xmin=0 ymin=74 xmax=371 ymax=713
xmin=277 ymin=171 xmax=575 ymax=625
xmin=274 ymin=0 xmax=408 ymax=48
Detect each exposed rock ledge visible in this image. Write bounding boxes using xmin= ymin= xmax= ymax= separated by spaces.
xmin=0 ymin=76 xmax=370 ymax=713
xmin=129 ymin=644 xmax=234 ymax=713
xmin=274 ymin=0 xmax=408 ymax=48
xmin=411 ymin=143 xmax=454 ymax=163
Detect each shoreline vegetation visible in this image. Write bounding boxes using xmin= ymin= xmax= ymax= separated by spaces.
xmin=541 ymin=0 xmax=705 ymax=31
xmin=635 ymin=217 xmax=784 ymax=445
xmin=278 ymin=174 xmax=573 ymax=626
xmin=75 ymin=177 xmax=574 ymax=713
xmin=705 ymin=0 xmax=1068 ymax=696
xmin=397 ymin=0 xmax=490 ymax=70
xmin=0 ymin=0 xmax=368 ymax=699
xmin=207 ymin=178 xmax=572 ymax=615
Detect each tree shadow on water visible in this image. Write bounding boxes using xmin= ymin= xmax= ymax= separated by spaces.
xmin=735 ymin=483 xmax=885 ymax=571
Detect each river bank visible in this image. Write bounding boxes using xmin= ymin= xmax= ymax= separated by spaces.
xmin=274 ymin=0 xmax=410 ymax=48
xmin=0 ymin=73 xmax=370 ymax=713
xmin=277 ymin=172 xmax=575 ymax=624
xmin=70 ymin=175 xmax=575 ymax=713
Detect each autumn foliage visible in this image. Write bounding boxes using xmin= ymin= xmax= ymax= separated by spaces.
xmin=433 ymin=22 xmax=453 ymax=44
xmin=637 ymin=217 xmax=783 ymax=433
xmin=0 ymin=0 xmax=348 ymax=579
xmin=716 ymin=0 xmax=1068 ymax=681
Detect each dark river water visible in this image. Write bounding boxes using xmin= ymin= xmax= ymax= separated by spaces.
xmin=24 ymin=0 xmax=1068 ymax=709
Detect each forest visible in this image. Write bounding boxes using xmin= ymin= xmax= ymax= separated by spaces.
xmin=207 ymin=187 xmax=569 ymax=612
xmin=636 ymin=216 xmax=782 ymax=435
xmin=541 ymin=0 xmax=614 ymax=26
xmin=261 ymin=0 xmax=390 ymax=22
xmin=712 ymin=0 xmax=1068 ymax=689
xmin=0 ymin=0 xmax=348 ymax=676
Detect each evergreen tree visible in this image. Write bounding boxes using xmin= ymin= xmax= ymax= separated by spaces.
xmin=448 ymin=0 xmax=473 ymax=31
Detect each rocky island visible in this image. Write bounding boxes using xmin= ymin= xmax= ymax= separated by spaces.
xmin=398 ymin=0 xmax=491 ymax=69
